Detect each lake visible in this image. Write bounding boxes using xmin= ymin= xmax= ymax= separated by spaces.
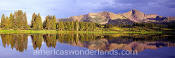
xmin=0 ymin=33 xmax=175 ymax=58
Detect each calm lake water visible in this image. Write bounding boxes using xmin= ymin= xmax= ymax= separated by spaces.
xmin=0 ymin=33 xmax=175 ymax=58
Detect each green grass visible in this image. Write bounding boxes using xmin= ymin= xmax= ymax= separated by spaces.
xmin=0 ymin=30 xmax=162 ymax=34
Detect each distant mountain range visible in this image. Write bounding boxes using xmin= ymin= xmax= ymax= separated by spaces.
xmin=57 ymin=9 xmax=175 ymax=25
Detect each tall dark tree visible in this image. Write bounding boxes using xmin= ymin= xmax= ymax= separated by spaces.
xmin=75 ymin=20 xmax=79 ymax=31
xmin=0 ymin=14 xmax=11 ymax=29
xmin=43 ymin=15 xmax=56 ymax=30
xmin=1 ymin=14 xmax=6 ymax=28
xmin=4 ymin=16 xmax=10 ymax=29
xmin=31 ymin=13 xmax=37 ymax=28
xmin=9 ymin=13 xmax=14 ymax=29
xmin=31 ymin=13 xmax=43 ymax=30
xmin=57 ymin=21 xmax=64 ymax=31
xmin=13 ymin=10 xmax=29 ymax=30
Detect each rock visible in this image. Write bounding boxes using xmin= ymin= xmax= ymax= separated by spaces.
xmin=57 ymin=9 xmax=167 ymax=25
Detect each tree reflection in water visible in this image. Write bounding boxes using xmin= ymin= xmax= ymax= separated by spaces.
xmin=1 ymin=33 xmax=175 ymax=52
xmin=1 ymin=34 xmax=28 ymax=52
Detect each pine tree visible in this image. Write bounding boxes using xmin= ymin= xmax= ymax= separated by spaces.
xmin=9 ymin=13 xmax=14 ymax=29
xmin=31 ymin=13 xmax=43 ymax=30
xmin=36 ymin=13 xmax=43 ymax=29
xmin=43 ymin=15 xmax=56 ymax=30
xmin=31 ymin=13 xmax=37 ymax=29
xmin=43 ymin=16 xmax=50 ymax=30
xmin=51 ymin=16 xmax=56 ymax=30
xmin=1 ymin=14 xmax=6 ymax=28
xmin=57 ymin=21 xmax=64 ymax=31
xmin=75 ymin=20 xmax=79 ymax=31
xmin=0 ymin=15 xmax=11 ymax=29
xmin=71 ymin=21 xmax=75 ymax=30
xmin=4 ymin=16 xmax=10 ymax=29
xmin=23 ymin=13 xmax=29 ymax=29
xmin=13 ymin=10 xmax=29 ymax=30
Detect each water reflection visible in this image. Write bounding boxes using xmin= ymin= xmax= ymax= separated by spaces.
xmin=31 ymin=34 xmax=43 ymax=50
xmin=0 ymin=33 xmax=175 ymax=52
xmin=1 ymin=34 xmax=28 ymax=52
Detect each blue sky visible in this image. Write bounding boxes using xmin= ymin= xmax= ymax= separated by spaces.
xmin=0 ymin=0 xmax=175 ymax=24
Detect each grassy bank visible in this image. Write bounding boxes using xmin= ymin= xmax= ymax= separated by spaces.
xmin=0 ymin=30 xmax=162 ymax=34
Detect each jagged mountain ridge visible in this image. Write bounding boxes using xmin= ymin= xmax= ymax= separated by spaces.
xmin=57 ymin=9 xmax=170 ymax=25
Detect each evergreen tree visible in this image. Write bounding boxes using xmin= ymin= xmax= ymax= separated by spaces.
xmin=57 ymin=21 xmax=64 ymax=31
xmin=0 ymin=14 xmax=11 ymax=29
xmin=43 ymin=15 xmax=56 ymax=30
xmin=13 ymin=10 xmax=29 ymax=30
xmin=70 ymin=21 xmax=75 ymax=30
xmin=9 ymin=13 xmax=14 ymax=29
xmin=75 ymin=20 xmax=79 ymax=31
xmin=79 ymin=22 xmax=86 ymax=31
xmin=31 ymin=13 xmax=37 ymax=29
xmin=4 ymin=16 xmax=10 ymax=29
xmin=31 ymin=13 xmax=43 ymax=30
xmin=1 ymin=14 xmax=6 ymax=28
xmin=51 ymin=16 xmax=57 ymax=29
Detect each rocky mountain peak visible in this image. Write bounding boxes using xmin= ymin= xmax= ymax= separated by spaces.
xmin=58 ymin=9 xmax=165 ymax=24
xmin=130 ymin=9 xmax=144 ymax=15
xmin=122 ymin=10 xmax=143 ymax=22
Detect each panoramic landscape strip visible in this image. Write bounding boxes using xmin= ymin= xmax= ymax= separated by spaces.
xmin=0 ymin=10 xmax=174 ymax=34
xmin=0 ymin=30 xmax=162 ymax=34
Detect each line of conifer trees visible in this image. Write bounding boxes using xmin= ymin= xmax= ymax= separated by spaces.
xmin=0 ymin=10 xmax=100 ymax=31
xmin=1 ymin=10 xmax=29 ymax=30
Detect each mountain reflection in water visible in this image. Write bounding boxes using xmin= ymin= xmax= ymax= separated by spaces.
xmin=0 ymin=33 xmax=175 ymax=52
